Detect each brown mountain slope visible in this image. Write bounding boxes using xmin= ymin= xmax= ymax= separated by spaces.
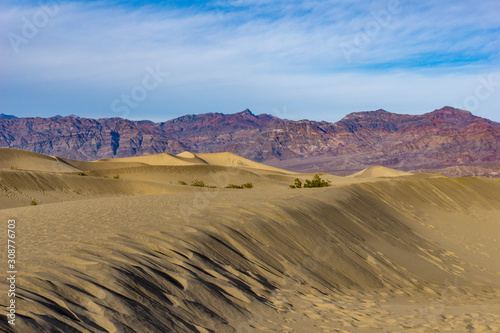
xmin=1 ymin=107 xmax=499 ymax=176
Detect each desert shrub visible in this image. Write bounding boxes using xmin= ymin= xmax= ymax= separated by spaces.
xmin=114 ymin=174 xmax=120 ymax=179
xmin=225 ymin=183 xmax=254 ymax=189
xmin=303 ymin=174 xmax=331 ymax=188
xmin=188 ymin=180 xmax=217 ymax=188
xmin=178 ymin=180 xmax=187 ymax=185
xmin=293 ymin=174 xmax=331 ymax=188
xmin=10 ymin=166 xmax=17 ymax=170
xmin=30 ymin=200 xmax=37 ymax=206
xmin=190 ymin=179 xmax=206 ymax=187
xmin=78 ymin=172 xmax=87 ymax=176
xmin=225 ymin=184 xmax=243 ymax=189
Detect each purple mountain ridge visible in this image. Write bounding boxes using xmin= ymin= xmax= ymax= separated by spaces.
xmin=1 ymin=107 xmax=499 ymax=177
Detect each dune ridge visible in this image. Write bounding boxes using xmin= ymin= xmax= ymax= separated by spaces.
xmin=0 ymin=149 xmax=297 ymax=209
xmin=1 ymin=148 xmax=499 ymax=332
xmin=348 ymin=165 xmax=414 ymax=178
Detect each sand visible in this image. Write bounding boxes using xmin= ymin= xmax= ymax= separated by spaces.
xmin=348 ymin=165 xmax=414 ymax=178
xmin=1 ymin=148 xmax=499 ymax=332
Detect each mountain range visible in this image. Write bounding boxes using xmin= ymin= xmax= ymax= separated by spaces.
xmin=1 ymin=106 xmax=499 ymax=177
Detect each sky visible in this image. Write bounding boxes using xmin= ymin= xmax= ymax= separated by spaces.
xmin=1 ymin=0 xmax=499 ymax=122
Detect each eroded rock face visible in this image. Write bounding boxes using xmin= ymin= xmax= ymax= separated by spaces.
xmin=1 ymin=107 xmax=499 ymax=175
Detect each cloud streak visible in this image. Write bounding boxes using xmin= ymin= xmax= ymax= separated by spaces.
xmin=1 ymin=0 xmax=499 ymax=121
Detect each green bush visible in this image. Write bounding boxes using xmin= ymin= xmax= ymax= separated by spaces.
xmin=190 ymin=180 xmax=206 ymax=187
xmin=303 ymin=174 xmax=331 ymax=188
xmin=225 ymin=183 xmax=254 ymax=189
xmin=78 ymin=172 xmax=87 ymax=176
xmin=292 ymin=174 xmax=331 ymax=188
xmin=30 ymin=200 xmax=38 ymax=206
xmin=186 ymin=180 xmax=218 ymax=188
xmin=114 ymin=174 xmax=120 ymax=179
xmin=225 ymin=184 xmax=243 ymax=189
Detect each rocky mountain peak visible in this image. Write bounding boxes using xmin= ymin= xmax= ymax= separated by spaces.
xmin=428 ymin=106 xmax=473 ymax=117
xmin=0 ymin=113 xmax=17 ymax=119
xmin=237 ymin=108 xmax=256 ymax=117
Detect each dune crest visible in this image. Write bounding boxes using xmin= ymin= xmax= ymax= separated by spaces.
xmin=98 ymin=152 xmax=194 ymax=166
xmin=0 ymin=148 xmax=80 ymax=172
xmin=194 ymin=152 xmax=295 ymax=173
xmin=349 ymin=165 xmax=414 ymax=178
xmin=176 ymin=151 xmax=198 ymax=159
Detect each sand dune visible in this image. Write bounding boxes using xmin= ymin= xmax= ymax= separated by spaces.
xmin=0 ymin=170 xmax=208 ymax=209
xmin=193 ymin=152 xmax=296 ymax=174
xmin=99 ymin=152 xmax=196 ymax=166
xmin=0 ymin=148 xmax=81 ymax=173
xmin=0 ymin=149 xmax=297 ymax=209
xmin=348 ymin=165 xmax=414 ymax=178
xmin=176 ymin=151 xmax=212 ymax=164
xmin=0 ymin=148 xmax=293 ymax=175
xmin=1 ymin=148 xmax=499 ymax=332
xmin=96 ymin=151 xmax=294 ymax=175
xmin=56 ymin=158 xmax=148 ymax=172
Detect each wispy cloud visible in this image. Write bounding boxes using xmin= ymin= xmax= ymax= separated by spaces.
xmin=1 ymin=0 xmax=499 ymax=121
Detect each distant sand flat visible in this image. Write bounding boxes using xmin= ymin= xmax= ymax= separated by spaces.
xmin=1 ymin=148 xmax=499 ymax=332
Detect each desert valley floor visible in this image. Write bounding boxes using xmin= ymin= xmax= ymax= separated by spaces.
xmin=1 ymin=148 xmax=500 ymax=332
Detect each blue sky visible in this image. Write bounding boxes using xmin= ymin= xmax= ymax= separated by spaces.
xmin=1 ymin=0 xmax=499 ymax=122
